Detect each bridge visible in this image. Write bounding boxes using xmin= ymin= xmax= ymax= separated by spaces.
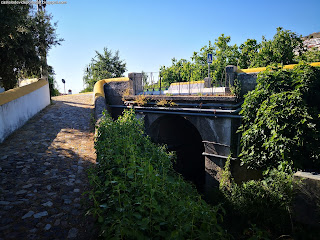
xmin=1 ymin=62 xmax=320 ymax=238
xmin=94 ymin=68 xmax=252 ymax=191
xmin=94 ymin=62 xmax=320 ymax=191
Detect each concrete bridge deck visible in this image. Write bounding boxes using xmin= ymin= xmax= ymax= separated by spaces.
xmin=0 ymin=93 xmax=96 ymax=239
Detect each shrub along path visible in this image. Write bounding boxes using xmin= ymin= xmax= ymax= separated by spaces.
xmin=0 ymin=93 xmax=96 ymax=239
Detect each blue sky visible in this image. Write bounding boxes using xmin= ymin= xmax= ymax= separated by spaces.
xmin=46 ymin=0 xmax=320 ymax=93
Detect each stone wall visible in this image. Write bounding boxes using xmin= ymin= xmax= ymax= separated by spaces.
xmin=293 ymin=171 xmax=320 ymax=227
xmin=142 ymin=111 xmax=241 ymax=189
xmin=236 ymin=72 xmax=258 ymax=96
xmin=93 ymin=73 xmax=142 ymax=120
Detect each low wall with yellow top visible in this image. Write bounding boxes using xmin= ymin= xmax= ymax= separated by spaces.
xmin=93 ymin=77 xmax=129 ymax=99
xmin=0 ymin=79 xmax=50 ymax=143
xmin=93 ymin=77 xmax=130 ymax=120
xmin=93 ymin=73 xmax=143 ymax=120
xmin=237 ymin=62 xmax=320 ymax=74
xmin=236 ymin=62 xmax=320 ymax=96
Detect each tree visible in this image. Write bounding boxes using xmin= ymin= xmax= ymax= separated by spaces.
xmin=297 ymin=47 xmax=320 ymax=62
xmin=238 ymin=39 xmax=260 ymax=69
xmin=159 ymin=27 xmax=320 ymax=87
xmin=0 ymin=5 xmax=37 ymax=90
xmin=252 ymin=27 xmax=304 ymax=67
xmin=82 ymin=47 xmax=127 ymax=91
xmin=47 ymin=66 xmax=60 ymax=96
xmin=189 ymin=34 xmax=238 ymax=84
xmin=211 ymin=34 xmax=238 ymax=83
xmin=0 ymin=5 xmax=62 ymax=90
xmin=34 ymin=9 xmax=63 ymax=80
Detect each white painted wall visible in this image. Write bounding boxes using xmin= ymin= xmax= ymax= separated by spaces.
xmin=0 ymin=84 xmax=50 ymax=143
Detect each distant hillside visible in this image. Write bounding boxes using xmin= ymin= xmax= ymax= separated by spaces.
xmin=302 ymin=32 xmax=320 ymax=50
xmin=303 ymin=32 xmax=320 ymax=39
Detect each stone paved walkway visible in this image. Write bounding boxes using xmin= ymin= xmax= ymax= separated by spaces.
xmin=0 ymin=93 xmax=97 ymax=240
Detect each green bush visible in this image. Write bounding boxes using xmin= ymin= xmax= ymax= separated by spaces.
xmin=220 ymin=159 xmax=295 ymax=238
xmin=80 ymin=86 xmax=93 ymax=93
xmin=222 ymin=62 xmax=320 ymax=238
xmin=88 ymin=109 xmax=227 ymax=239
xmin=238 ymin=62 xmax=320 ymax=171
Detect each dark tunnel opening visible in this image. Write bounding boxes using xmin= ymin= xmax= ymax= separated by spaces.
xmin=149 ymin=115 xmax=205 ymax=191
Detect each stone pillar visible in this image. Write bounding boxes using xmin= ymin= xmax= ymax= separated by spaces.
xmin=225 ymin=65 xmax=237 ymax=87
xmin=204 ymin=77 xmax=212 ymax=88
xmin=128 ymin=73 xmax=143 ymax=95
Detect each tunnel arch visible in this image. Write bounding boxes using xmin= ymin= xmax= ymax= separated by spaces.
xmin=148 ymin=114 xmax=205 ymax=190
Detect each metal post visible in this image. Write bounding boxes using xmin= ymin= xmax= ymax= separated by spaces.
xmin=151 ymin=72 xmax=153 ymax=93
xmin=189 ymin=68 xmax=191 ymax=95
xmin=134 ymin=73 xmax=136 ymax=95
xmin=62 ymin=79 xmax=66 ymax=94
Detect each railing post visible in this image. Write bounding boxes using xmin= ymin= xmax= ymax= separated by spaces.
xmin=128 ymin=72 xmax=143 ymax=95
xmin=225 ymin=65 xmax=237 ymax=87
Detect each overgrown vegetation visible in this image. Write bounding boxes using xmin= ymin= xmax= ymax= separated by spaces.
xmin=88 ymin=62 xmax=320 ymax=239
xmin=156 ymin=99 xmax=177 ymax=107
xmin=48 ymin=75 xmax=60 ymax=96
xmin=219 ymin=62 xmax=320 ymax=239
xmin=238 ymin=62 xmax=320 ymax=171
xmin=220 ymin=158 xmax=295 ymax=239
xmin=134 ymin=95 xmax=148 ymax=106
xmin=88 ymin=110 xmax=227 ymax=239
xmin=230 ymin=78 xmax=241 ymax=100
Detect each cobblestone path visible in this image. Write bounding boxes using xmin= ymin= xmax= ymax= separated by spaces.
xmin=0 ymin=93 xmax=97 ymax=239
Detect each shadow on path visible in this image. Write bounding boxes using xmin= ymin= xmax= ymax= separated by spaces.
xmin=0 ymin=93 xmax=97 ymax=240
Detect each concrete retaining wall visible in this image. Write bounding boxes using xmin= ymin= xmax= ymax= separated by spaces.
xmin=235 ymin=62 xmax=320 ymax=96
xmin=93 ymin=77 xmax=130 ymax=121
xmin=293 ymin=171 xmax=320 ymax=227
xmin=237 ymin=72 xmax=259 ymax=96
xmin=93 ymin=73 xmax=143 ymax=120
xmin=0 ymin=79 xmax=50 ymax=143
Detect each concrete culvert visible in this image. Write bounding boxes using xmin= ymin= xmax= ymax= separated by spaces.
xmin=148 ymin=115 xmax=205 ymax=191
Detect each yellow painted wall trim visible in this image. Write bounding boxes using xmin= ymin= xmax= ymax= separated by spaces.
xmin=310 ymin=62 xmax=320 ymax=67
xmin=171 ymin=80 xmax=204 ymax=86
xmin=237 ymin=62 xmax=320 ymax=73
xmin=0 ymin=79 xmax=48 ymax=106
xmin=93 ymin=77 xmax=129 ymax=99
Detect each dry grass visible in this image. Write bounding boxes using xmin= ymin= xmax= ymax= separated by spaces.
xmin=134 ymin=95 xmax=148 ymax=106
xmin=156 ymin=99 xmax=177 ymax=107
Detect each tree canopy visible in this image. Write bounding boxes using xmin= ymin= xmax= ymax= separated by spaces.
xmin=160 ymin=27 xmax=320 ymax=86
xmin=0 ymin=5 xmax=63 ymax=90
xmin=82 ymin=47 xmax=127 ymax=92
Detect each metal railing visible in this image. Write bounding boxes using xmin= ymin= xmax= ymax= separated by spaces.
xmin=140 ymin=69 xmax=234 ymax=96
xmin=142 ymin=72 xmax=169 ymax=94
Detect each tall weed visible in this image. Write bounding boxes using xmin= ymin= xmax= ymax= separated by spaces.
xmin=88 ymin=109 xmax=227 ymax=239
xmin=220 ymin=158 xmax=295 ymax=238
